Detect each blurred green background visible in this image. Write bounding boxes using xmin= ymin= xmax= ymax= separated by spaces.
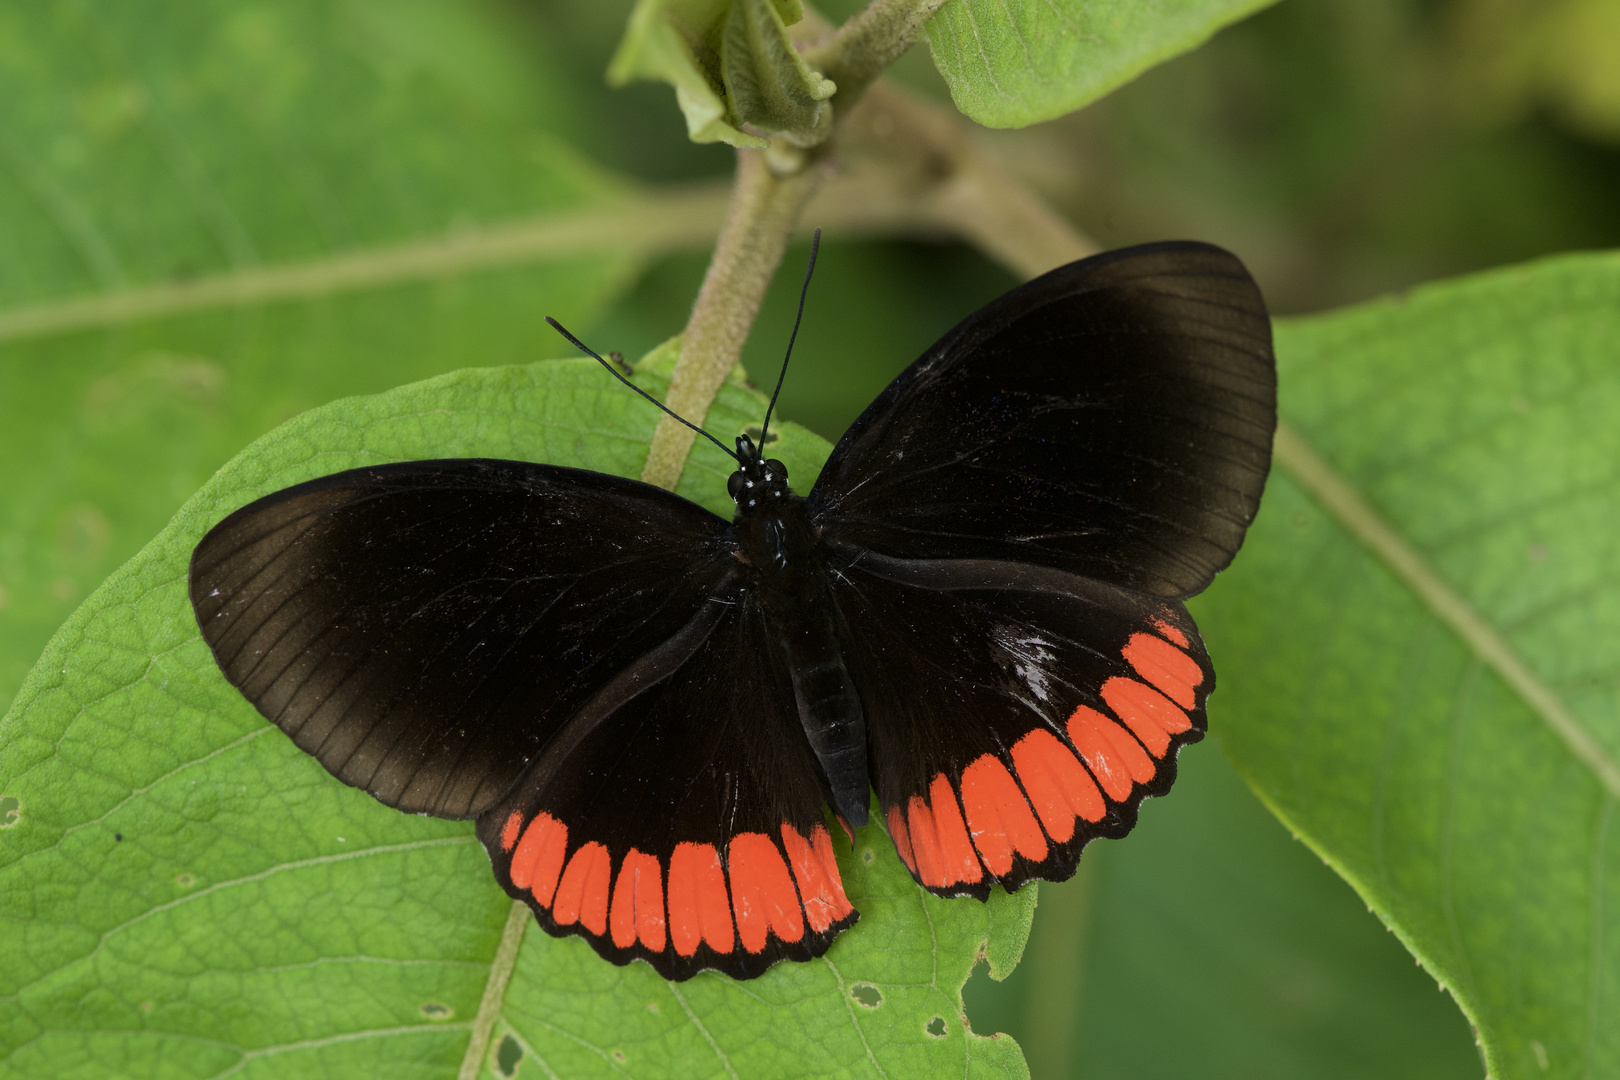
xmin=5 ymin=0 xmax=1619 ymax=1075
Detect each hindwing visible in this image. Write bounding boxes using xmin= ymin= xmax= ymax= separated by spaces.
xmin=828 ymin=551 xmax=1213 ymax=896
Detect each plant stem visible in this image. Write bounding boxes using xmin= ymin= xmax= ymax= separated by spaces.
xmin=640 ymin=148 xmax=826 ymax=489
xmin=802 ymin=0 xmax=951 ymax=111
xmin=639 ymin=0 xmax=945 ymax=490
xmin=832 ymin=82 xmax=1095 ymax=277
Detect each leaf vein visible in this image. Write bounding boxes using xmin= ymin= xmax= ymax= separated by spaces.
xmin=666 ymin=980 xmax=739 ymax=1080
xmin=1274 ymin=422 xmax=1620 ymax=797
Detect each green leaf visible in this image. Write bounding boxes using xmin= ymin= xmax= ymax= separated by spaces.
xmin=1202 ymin=250 xmax=1620 ymax=1079
xmin=973 ymin=745 xmax=1482 ymax=1078
xmin=609 ymin=0 xmax=836 ymax=150
xmin=0 ymin=350 xmax=1034 ymax=1079
xmin=924 ymin=0 xmax=1282 ymax=128
xmin=0 ymin=0 xmax=662 ymax=714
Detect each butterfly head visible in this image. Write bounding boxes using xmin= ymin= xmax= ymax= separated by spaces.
xmin=728 ymin=434 xmax=792 ymax=512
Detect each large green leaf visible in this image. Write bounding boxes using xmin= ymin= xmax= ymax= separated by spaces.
xmin=0 ymin=0 xmax=678 ymax=714
xmin=0 ymin=346 xmax=1034 ymax=1080
xmin=964 ymin=741 xmax=1482 ymax=1078
xmin=1202 ymin=250 xmax=1620 ymax=1079
xmin=924 ymin=0 xmax=1281 ymax=128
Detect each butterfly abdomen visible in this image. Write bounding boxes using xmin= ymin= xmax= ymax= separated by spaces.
xmin=739 ymin=495 xmax=872 ymax=828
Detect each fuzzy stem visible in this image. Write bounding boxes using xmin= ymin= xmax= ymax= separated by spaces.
xmin=639 ymin=149 xmax=826 ymax=489
xmin=802 ymin=0 xmax=951 ymax=110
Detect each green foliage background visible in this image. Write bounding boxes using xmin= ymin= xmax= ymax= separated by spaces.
xmin=3 ymin=0 xmax=1619 ymax=1077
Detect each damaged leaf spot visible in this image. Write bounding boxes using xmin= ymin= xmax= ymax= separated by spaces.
xmin=0 ymin=796 xmax=19 ymax=828
xmin=926 ymin=1016 xmax=948 ymax=1037
xmin=419 ymin=1002 xmax=452 ymax=1020
xmin=850 ymin=983 xmax=883 ymax=1008
xmin=495 ymin=1033 xmax=523 ymax=1077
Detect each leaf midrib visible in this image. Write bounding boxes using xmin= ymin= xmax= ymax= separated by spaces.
xmin=1272 ymin=420 xmax=1620 ymax=796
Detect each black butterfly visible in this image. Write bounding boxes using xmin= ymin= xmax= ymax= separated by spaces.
xmin=189 ymin=240 xmax=1275 ymax=981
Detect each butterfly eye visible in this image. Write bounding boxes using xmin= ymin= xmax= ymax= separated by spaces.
xmin=764 ymin=460 xmax=788 ymax=483
xmin=727 ymin=472 xmax=746 ymax=499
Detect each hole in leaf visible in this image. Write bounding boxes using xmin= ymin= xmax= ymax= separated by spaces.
xmin=419 ymin=1002 xmax=452 ymax=1020
xmin=495 ymin=1034 xmax=523 ymax=1077
xmin=742 ymin=424 xmax=781 ymax=446
xmin=611 ymin=1050 xmax=627 ymax=1063
xmin=926 ymin=1016 xmax=948 ymax=1038
xmin=114 ymin=832 xmax=122 ymax=842
xmin=0 ymin=796 xmax=19 ymax=828
xmin=860 ymin=847 xmax=875 ymax=864
xmin=850 ymin=984 xmax=883 ymax=1008
xmin=174 ymin=872 xmax=196 ymax=888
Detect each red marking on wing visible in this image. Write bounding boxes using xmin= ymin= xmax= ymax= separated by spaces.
xmin=811 ymin=825 xmax=854 ymax=917
xmin=1102 ymin=675 xmax=1192 ymax=754
xmin=1122 ymin=633 xmax=1202 ymax=710
xmin=929 ymin=773 xmax=984 ymax=886
xmin=552 ymin=841 xmax=611 ymax=936
xmin=907 ymin=796 xmax=945 ymax=887
xmin=510 ymin=813 xmax=567 ymax=905
xmin=959 ymin=755 xmax=1049 ymax=876
xmin=783 ymin=823 xmax=854 ymax=933
xmin=1010 ymin=728 xmax=1106 ymax=843
xmin=886 ymin=805 xmax=916 ymax=875
xmin=500 ymin=811 xmax=524 ymax=854
xmin=728 ymin=833 xmax=806 ymax=952
xmin=610 ymin=849 xmax=665 ymax=952
xmin=667 ymin=842 xmax=734 ymax=957
xmin=1152 ymin=619 xmax=1190 ymax=649
xmin=1069 ymin=707 xmax=1152 ymax=799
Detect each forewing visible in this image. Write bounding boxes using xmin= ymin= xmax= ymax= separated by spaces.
xmin=829 ymin=549 xmax=1213 ymax=898
xmin=809 ymin=241 xmax=1276 ymax=598
xmin=189 ymin=459 xmax=735 ymax=819
xmin=476 ymin=594 xmax=858 ymax=981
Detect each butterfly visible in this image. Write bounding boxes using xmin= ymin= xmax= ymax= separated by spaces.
xmin=189 ymin=239 xmax=1275 ymax=981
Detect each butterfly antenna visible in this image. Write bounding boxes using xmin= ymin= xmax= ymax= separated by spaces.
xmin=759 ymin=227 xmax=821 ymax=446
xmin=546 ymin=317 xmax=740 ymax=462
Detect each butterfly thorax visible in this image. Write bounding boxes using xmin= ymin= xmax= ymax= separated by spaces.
xmin=726 ymin=434 xmax=791 ymax=512
xmin=727 ymin=434 xmax=871 ymax=827
xmin=728 ymin=434 xmax=812 ymax=582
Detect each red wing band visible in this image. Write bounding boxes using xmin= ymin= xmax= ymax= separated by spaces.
xmin=885 ymin=622 xmax=1204 ymax=886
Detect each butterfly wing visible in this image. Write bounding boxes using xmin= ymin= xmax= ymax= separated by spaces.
xmin=808 ymin=242 xmax=1273 ymax=894
xmin=190 ymin=458 xmax=855 ymax=980
xmin=809 ymin=241 xmax=1275 ymax=598
xmin=828 ymin=552 xmax=1212 ymax=897
xmin=190 ymin=459 xmax=740 ymax=819
xmin=475 ymin=589 xmax=857 ymax=981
